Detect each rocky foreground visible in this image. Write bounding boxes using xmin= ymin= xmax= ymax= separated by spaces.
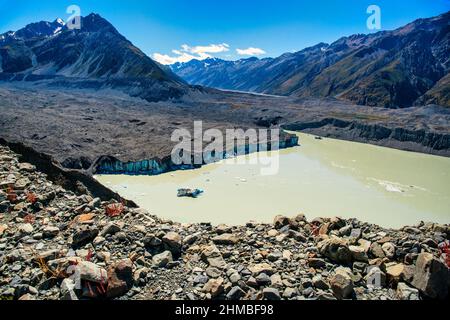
xmin=0 ymin=145 xmax=449 ymax=301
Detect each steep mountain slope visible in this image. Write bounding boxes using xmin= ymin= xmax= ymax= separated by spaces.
xmin=0 ymin=13 xmax=187 ymax=101
xmin=172 ymin=11 xmax=450 ymax=108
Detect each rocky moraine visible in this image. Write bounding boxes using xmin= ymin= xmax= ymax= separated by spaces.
xmin=0 ymin=145 xmax=449 ymax=300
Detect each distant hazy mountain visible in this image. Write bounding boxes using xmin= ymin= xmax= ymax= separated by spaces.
xmin=0 ymin=13 xmax=187 ymax=101
xmin=171 ymin=11 xmax=450 ymax=108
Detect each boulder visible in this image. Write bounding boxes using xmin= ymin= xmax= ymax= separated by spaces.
xmin=162 ymin=232 xmax=182 ymax=255
xmin=411 ymin=252 xmax=448 ymax=299
xmin=318 ymin=237 xmax=352 ymax=265
xmin=106 ymin=259 xmax=134 ymax=298
xmin=330 ymin=268 xmax=354 ymax=300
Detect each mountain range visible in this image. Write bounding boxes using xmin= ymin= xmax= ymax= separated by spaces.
xmin=0 ymin=13 xmax=188 ymax=101
xmin=171 ymin=11 xmax=450 ymax=108
xmin=0 ymin=12 xmax=449 ymax=107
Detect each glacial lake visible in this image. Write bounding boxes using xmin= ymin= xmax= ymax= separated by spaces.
xmin=95 ymin=133 xmax=450 ymax=228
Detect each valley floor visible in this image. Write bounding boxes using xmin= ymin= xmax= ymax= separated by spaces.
xmin=0 ymin=84 xmax=449 ymax=177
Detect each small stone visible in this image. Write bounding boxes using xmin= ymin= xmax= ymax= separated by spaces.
xmin=226 ymin=286 xmax=245 ymax=300
xmin=143 ymin=234 xmax=162 ymax=247
xmin=43 ymin=226 xmax=59 ymax=238
xmin=19 ymin=163 xmax=35 ymax=172
xmin=255 ymin=273 xmax=271 ymax=286
xmin=249 ymin=263 xmax=274 ymax=276
xmin=282 ymin=287 xmax=297 ymax=299
xmin=312 ymin=275 xmax=330 ymax=290
xmin=88 ymin=198 xmax=101 ymax=208
xmin=115 ymin=232 xmax=127 ymax=241
xmin=19 ymin=223 xmax=34 ymax=235
xmin=263 ymin=288 xmax=281 ymax=300
xmin=267 ymin=229 xmax=278 ymax=237
xmin=365 ymin=266 xmax=386 ymax=288
xmin=246 ymin=276 xmax=258 ymax=287
xmin=396 ymin=282 xmax=420 ymax=300
xmin=385 ymin=262 xmax=406 ymax=283
xmin=270 ymin=273 xmax=283 ymax=287
xmin=212 ymin=233 xmax=239 ymax=245
xmin=206 ymin=267 xmax=222 ymax=278
xmin=193 ymin=275 xmax=209 ymax=285
xmin=18 ymin=293 xmax=35 ymax=300
xmin=229 ymin=273 xmax=241 ymax=284
xmin=60 ymin=278 xmax=78 ymax=300
xmin=216 ymin=224 xmax=232 ymax=234
xmin=308 ymin=258 xmax=326 ymax=269
xmin=349 ymin=228 xmax=362 ymax=239
xmin=349 ymin=245 xmax=368 ymax=262
xmin=93 ymin=236 xmax=105 ymax=246
xmin=381 ymin=242 xmax=396 ymax=259
xmin=267 ymin=251 xmax=282 ymax=262
xmin=369 ymin=242 xmax=386 ymax=259
xmin=203 ymin=278 xmax=224 ymax=298
xmin=72 ymin=226 xmax=99 ymax=247
xmin=100 ymin=223 xmax=121 ymax=236
xmin=201 ymin=245 xmax=226 ymax=269
xmin=152 ymin=251 xmax=173 ymax=268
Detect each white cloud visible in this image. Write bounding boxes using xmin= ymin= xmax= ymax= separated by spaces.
xmin=236 ymin=47 xmax=266 ymax=56
xmin=153 ymin=43 xmax=230 ymax=65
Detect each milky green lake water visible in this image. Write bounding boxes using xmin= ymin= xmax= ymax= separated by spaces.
xmin=95 ymin=133 xmax=450 ymax=228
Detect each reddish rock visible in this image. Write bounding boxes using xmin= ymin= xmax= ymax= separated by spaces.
xmin=107 ymin=259 xmax=134 ymax=298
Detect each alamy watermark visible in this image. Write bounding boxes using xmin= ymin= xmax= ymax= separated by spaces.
xmin=367 ymin=5 xmax=382 ymax=30
xmin=171 ymin=121 xmax=281 ymax=176
xmin=66 ymin=5 xmax=81 ymax=30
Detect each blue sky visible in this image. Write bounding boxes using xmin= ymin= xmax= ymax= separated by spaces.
xmin=0 ymin=0 xmax=448 ymax=64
